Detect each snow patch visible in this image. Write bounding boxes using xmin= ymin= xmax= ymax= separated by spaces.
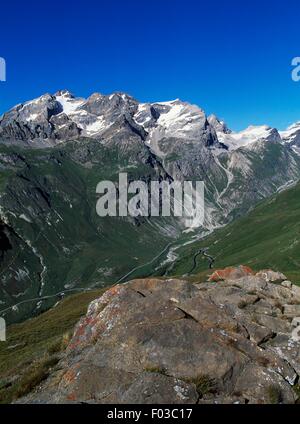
xmin=217 ymin=125 xmax=275 ymax=151
xmin=280 ymin=122 xmax=300 ymax=143
xmin=85 ymin=117 xmax=106 ymax=135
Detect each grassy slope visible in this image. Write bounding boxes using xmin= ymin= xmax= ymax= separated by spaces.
xmin=164 ymin=181 xmax=300 ymax=284
xmin=0 ymin=289 xmax=106 ymax=378
xmin=0 ymin=141 xmax=178 ymax=322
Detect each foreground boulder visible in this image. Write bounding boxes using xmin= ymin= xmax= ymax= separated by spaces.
xmin=19 ymin=268 xmax=300 ymax=404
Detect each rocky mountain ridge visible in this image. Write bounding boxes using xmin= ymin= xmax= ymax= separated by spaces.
xmin=2 ymin=90 xmax=300 ymax=230
xmin=1 ymin=90 xmax=300 ymax=150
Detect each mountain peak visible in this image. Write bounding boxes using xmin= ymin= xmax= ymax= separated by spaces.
xmin=280 ymin=122 xmax=300 ymax=152
xmin=208 ymin=114 xmax=231 ymax=134
xmin=54 ymin=90 xmax=74 ymax=99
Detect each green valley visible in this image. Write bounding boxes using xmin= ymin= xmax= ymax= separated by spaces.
xmin=163 ymin=181 xmax=300 ymax=283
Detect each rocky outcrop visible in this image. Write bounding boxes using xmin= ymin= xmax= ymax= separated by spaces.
xmin=19 ymin=267 xmax=300 ymax=404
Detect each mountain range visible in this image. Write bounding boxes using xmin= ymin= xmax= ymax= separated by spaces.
xmin=1 ymin=90 xmax=300 ymax=322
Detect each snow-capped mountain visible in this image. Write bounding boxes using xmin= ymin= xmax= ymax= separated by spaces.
xmin=1 ymin=89 xmax=298 ymax=153
xmin=0 ymin=90 xmax=137 ymax=143
xmin=0 ymin=91 xmax=219 ymax=148
xmin=215 ymin=125 xmax=281 ymax=151
xmin=1 ymin=90 xmax=300 ymax=230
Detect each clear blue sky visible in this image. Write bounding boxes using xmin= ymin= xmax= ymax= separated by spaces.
xmin=0 ymin=0 xmax=300 ymax=131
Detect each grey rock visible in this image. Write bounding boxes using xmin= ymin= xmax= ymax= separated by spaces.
xmin=282 ymin=281 xmax=293 ymax=289
xmin=263 ymin=333 xmax=300 ymax=376
xmin=256 ymin=270 xmax=287 ymax=284
xmin=291 ymin=285 xmax=300 ymax=302
xmin=233 ymin=364 xmax=295 ymax=404
xmin=284 ymin=304 xmax=300 ymax=319
xmin=119 ymin=373 xmax=198 ymax=404
xmin=253 ymin=314 xmax=290 ymax=334
xmin=292 ymin=317 xmax=300 ymax=327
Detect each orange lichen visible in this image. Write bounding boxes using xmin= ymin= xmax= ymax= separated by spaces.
xmin=62 ymin=365 xmax=80 ymax=385
xmin=208 ymin=265 xmax=254 ymax=282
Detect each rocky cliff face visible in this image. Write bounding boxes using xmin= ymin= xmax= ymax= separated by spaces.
xmin=19 ymin=267 xmax=300 ymax=404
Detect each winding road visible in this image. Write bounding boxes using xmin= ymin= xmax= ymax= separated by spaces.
xmin=0 ymin=241 xmax=177 ymax=317
xmin=0 ymin=287 xmax=95 ymax=316
xmin=116 ymin=242 xmax=175 ymax=284
xmin=187 ymin=248 xmax=215 ymax=275
xmin=0 ymin=242 xmax=215 ymax=317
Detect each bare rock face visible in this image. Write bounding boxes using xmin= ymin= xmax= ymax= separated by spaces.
xmin=208 ymin=114 xmax=232 ymax=134
xmin=18 ymin=268 xmax=300 ymax=404
xmin=0 ymin=94 xmax=83 ymax=145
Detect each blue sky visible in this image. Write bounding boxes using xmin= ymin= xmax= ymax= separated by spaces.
xmin=0 ymin=0 xmax=300 ymax=131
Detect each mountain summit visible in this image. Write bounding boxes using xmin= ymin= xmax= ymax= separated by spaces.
xmin=0 ymin=91 xmax=294 ymax=149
